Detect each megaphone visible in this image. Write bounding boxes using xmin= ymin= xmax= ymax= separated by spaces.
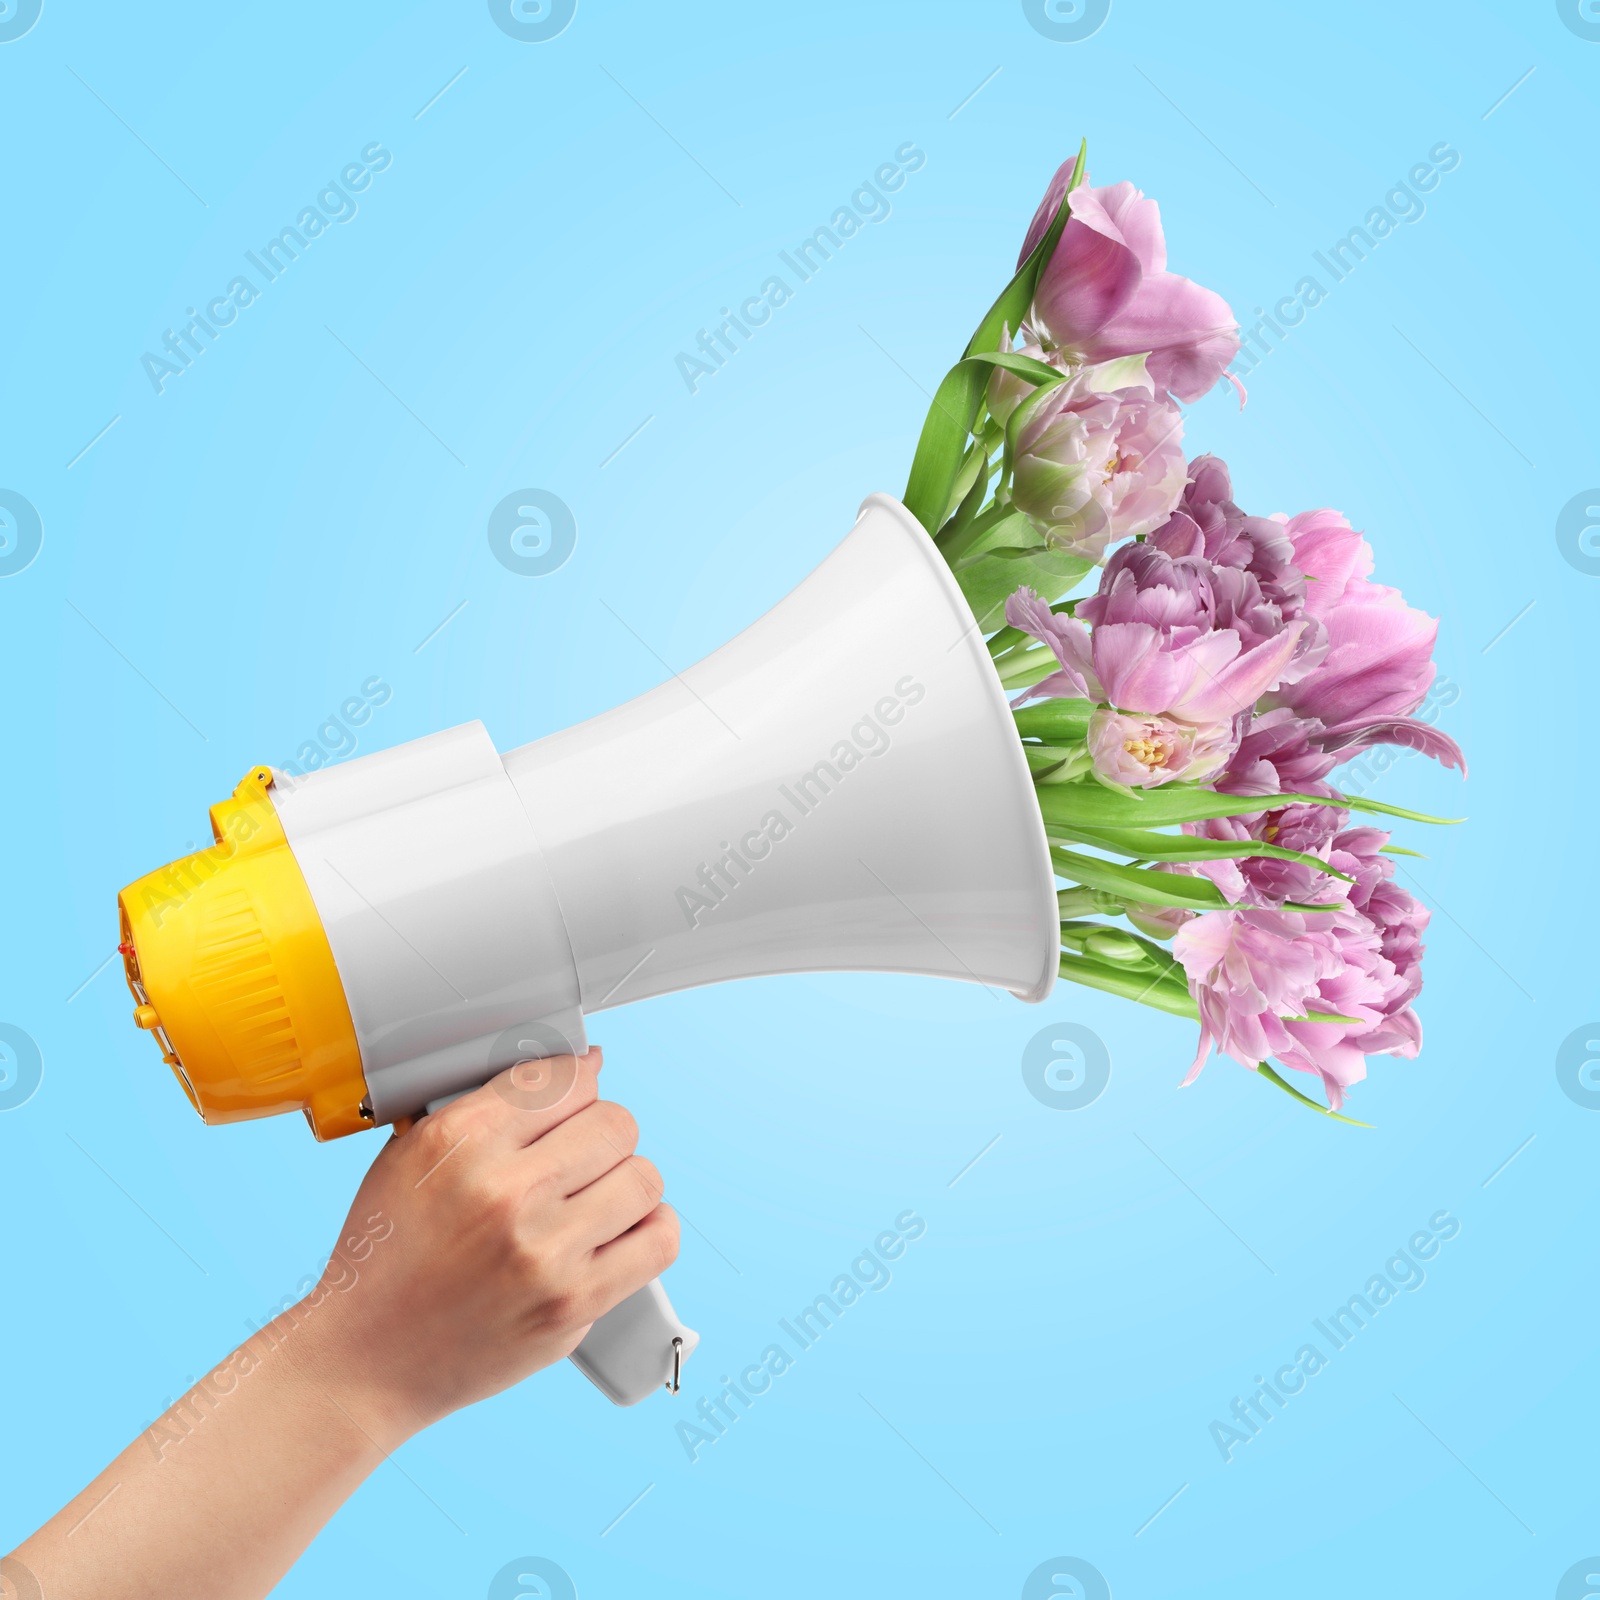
xmin=116 ymin=494 xmax=1058 ymax=1404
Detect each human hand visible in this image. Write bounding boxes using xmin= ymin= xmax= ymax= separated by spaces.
xmin=300 ymin=1047 xmax=679 ymax=1446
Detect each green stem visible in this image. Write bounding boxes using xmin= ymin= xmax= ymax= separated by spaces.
xmin=1056 ymin=953 xmax=1198 ymax=1020
xmin=996 ymin=646 xmax=1057 ymax=689
xmin=1054 ymin=889 xmax=1104 ymax=919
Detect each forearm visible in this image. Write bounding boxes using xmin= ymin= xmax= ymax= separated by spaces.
xmin=10 ymin=1295 xmax=414 ymax=1600
xmin=8 ymin=1053 xmax=677 ymax=1600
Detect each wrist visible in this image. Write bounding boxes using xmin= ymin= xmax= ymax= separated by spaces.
xmin=262 ymin=1289 xmax=427 ymax=1458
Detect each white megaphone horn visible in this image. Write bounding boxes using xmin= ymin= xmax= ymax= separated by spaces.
xmin=115 ymin=494 xmax=1058 ymax=1405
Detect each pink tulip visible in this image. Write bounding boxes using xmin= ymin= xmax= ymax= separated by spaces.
xmin=1018 ymin=166 xmax=1240 ymax=403
xmin=1171 ymin=812 xmax=1429 ymax=1110
xmin=1086 ymin=708 xmax=1235 ymax=788
xmin=998 ymin=354 xmax=1190 ymax=559
xmin=1272 ymin=509 xmax=1440 ymax=726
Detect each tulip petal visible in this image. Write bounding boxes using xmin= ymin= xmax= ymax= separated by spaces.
xmin=1032 ymin=196 xmax=1144 ymax=350
xmin=1171 ymin=621 xmax=1304 ymax=724
xmin=1317 ymin=716 xmax=1467 ymax=777
xmin=1093 ymin=274 xmax=1240 ymax=402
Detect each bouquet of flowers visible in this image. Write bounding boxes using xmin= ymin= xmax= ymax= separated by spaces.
xmin=904 ymin=144 xmax=1465 ymax=1122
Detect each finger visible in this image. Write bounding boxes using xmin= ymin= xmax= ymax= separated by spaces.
xmin=585 ymin=1204 xmax=681 ymax=1307
xmin=438 ymin=1046 xmax=603 ymax=1151
xmin=562 ymin=1154 xmax=665 ymax=1249
xmin=522 ymin=1099 xmax=639 ymax=1196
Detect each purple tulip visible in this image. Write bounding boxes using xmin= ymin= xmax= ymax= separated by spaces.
xmin=1150 ymin=455 xmax=1314 ymax=656
xmin=1170 ymin=811 xmax=1429 ymax=1110
xmin=1018 ymin=166 xmax=1240 ymax=403
xmin=1008 ymin=515 xmax=1309 ymax=725
xmin=1213 ymin=706 xmax=1341 ymax=796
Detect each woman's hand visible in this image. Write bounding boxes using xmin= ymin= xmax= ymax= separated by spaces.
xmin=312 ymin=1046 xmax=680 ymax=1442
xmin=7 ymin=1047 xmax=677 ymax=1600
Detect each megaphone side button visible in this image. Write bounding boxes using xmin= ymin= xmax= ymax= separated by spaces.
xmin=133 ymin=1003 xmax=161 ymax=1031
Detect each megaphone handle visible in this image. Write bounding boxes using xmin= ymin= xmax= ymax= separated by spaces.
xmin=419 ymin=1092 xmax=698 ymax=1406
xmin=571 ymin=1278 xmax=700 ymax=1406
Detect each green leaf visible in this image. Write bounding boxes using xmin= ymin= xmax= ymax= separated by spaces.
xmin=958 ymin=546 xmax=1093 ymax=632
xmin=975 ymin=349 xmax=1068 ymax=386
xmin=941 ymin=438 xmax=992 ymax=527
xmin=901 ymin=361 xmax=992 ymax=534
xmin=1255 ymin=1062 xmax=1372 ymax=1127
xmin=936 ymin=441 xmax=996 ymax=552
xmin=904 ymin=141 xmax=1085 ymax=532
xmin=1057 ymin=951 xmax=1199 ymax=1020
xmin=1051 ymin=847 xmax=1234 ymax=910
xmin=1380 ymin=844 xmax=1428 ymax=858
xmin=1038 ymin=783 xmax=1453 ymax=833
xmin=1338 ymin=795 xmax=1464 ymax=825
xmin=904 ymin=351 xmax=1078 ymax=539
xmin=1054 ymin=823 xmax=1354 ymax=881
xmin=946 ymin=506 xmax=1039 ymax=565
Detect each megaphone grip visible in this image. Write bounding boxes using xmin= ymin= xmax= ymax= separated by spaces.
xmin=422 ymin=1091 xmax=697 ymax=1406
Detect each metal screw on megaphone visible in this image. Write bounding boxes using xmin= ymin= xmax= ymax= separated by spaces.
xmin=0 ymin=1554 xmax=44 ymax=1600
xmin=488 ymin=1020 xmax=585 ymax=1112
xmin=1021 ymin=1021 xmax=1110 ymax=1111
xmin=487 ymin=1554 xmax=577 ymax=1600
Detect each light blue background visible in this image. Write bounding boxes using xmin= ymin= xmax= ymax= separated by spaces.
xmin=2 ymin=2 xmax=1596 ymax=1595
